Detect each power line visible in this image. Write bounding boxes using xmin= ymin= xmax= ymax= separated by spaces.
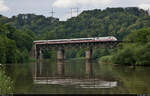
xmin=77 ymin=8 xmax=79 ymax=15
xmin=148 ymin=8 xmax=150 ymax=15
xmin=71 ymin=8 xmax=73 ymax=18
xmin=75 ymin=8 xmax=80 ymax=16
xmin=70 ymin=8 xmax=80 ymax=18
xmin=50 ymin=8 xmax=55 ymax=17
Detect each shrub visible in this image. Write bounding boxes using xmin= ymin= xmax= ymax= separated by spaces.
xmin=0 ymin=66 xmax=14 ymax=94
xmin=99 ymin=55 xmax=113 ymax=63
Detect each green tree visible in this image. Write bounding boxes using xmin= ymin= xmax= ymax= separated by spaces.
xmin=111 ymin=28 xmax=150 ymax=66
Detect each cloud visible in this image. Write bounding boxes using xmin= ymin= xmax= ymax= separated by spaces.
xmin=52 ymin=0 xmax=112 ymax=8
xmin=0 ymin=0 xmax=9 ymax=12
xmin=138 ymin=3 xmax=150 ymax=10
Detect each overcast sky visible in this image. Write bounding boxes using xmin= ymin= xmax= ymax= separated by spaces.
xmin=0 ymin=0 xmax=150 ymax=21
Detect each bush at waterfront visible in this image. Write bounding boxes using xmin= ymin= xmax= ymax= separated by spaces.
xmin=0 ymin=66 xmax=14 ymax=94
xmin=99 ymin=55 xmax=113 ymax=63
xmin=99 ymin=28 xmax=150 ymax=66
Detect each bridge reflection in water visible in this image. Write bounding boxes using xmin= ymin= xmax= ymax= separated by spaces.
xmin=33 ymin=60 xmax=117 ymax=89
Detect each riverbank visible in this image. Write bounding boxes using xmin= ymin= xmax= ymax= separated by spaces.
xmin=98 ymin=55 xmax=113 ymax=64
xmin=99 ymin=55 xmax=150 ymax=67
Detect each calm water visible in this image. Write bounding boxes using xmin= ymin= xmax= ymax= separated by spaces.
xmin=4 ymin=59 xmax=150 ymax=94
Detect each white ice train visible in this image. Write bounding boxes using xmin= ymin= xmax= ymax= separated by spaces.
xmin=34 ymin=36 xmax=117 ymax=43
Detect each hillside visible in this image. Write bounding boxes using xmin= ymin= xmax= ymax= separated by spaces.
xmin=45 ymin=7 xmax=149 ymax=40
xmin=1 ymin=7 xmax=150 ymax=40
xmin=0 ymin=14 xmax=59 ymax=36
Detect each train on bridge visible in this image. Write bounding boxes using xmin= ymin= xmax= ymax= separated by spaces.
xmin=34 ymin=36 xmax=117 ymax=45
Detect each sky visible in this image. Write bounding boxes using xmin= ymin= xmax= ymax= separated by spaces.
xmin=0 ymin=0 xmax=150 ymax=21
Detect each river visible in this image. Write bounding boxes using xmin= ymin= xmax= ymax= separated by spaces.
xmin=4 ymin=59 xmax=150 ymax=94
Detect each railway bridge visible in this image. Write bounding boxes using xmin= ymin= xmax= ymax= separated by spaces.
xmin=32 ymin=37 xmax=131 ymax=76
xmin=32 ymin=37 xmax=131 ymax=77
xmin=33 ymin=37 xmax=126 ymax=64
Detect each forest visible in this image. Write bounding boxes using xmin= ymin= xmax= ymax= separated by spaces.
xmin=0 ymin=7 xmax=150 ymax=65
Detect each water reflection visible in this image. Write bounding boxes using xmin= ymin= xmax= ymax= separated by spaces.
xmin=33 ymin=59 xmax=117 ymax=89
xmin=85 ymin=59 xmax=93 ymax=78
xmin=4 ymin=59 xmax=150 ymax=94
xmin=57 ymin=60 xmax=65 ymax=76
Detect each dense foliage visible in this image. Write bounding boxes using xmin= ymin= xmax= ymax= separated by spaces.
xmin=109 ymin=28 xmax=150 ymax=66
xmin=0 ymin=23 xmax=34 ymax=64
xmin=0 ymin=7 xmax=149 ymax=40
xmin=0 ymin=66 xmax=14 ymax=94
xmin=0 ymin=14 xmax=59 ymax=37
xmin=42 ymin=7 xmax=150 ymax=40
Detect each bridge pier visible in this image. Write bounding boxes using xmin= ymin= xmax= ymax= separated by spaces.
xmin=36 ymin=48 xmax=43 ymax=65
xmin=57 ymin=48 xmax=65 ymax=76
xmin=85 ymin=48 xmax=93 ymax=78
xmin=85 ymin=48 xmax=93 ymax=60
xmin=35 ymin=48 xmax=43 ymax=77
xmin=57 ymin=48 xmax=65 ymax=60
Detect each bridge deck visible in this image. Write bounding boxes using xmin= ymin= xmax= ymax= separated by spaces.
xmin=34 ymin=40 xmax=123 ymax=45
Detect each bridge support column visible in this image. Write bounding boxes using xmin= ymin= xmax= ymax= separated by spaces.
xmin=36 ymin=48 xmax=43 ymax=64
xmin=57 ymin=48 xmax=65 ymax=60
xmin=85 ymin=48 xmax=93 ymax=60
xmin=35 ymin=47 xmax=43 ymax=78
xmin=57 ymin=48 xmax=65 ymax=76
